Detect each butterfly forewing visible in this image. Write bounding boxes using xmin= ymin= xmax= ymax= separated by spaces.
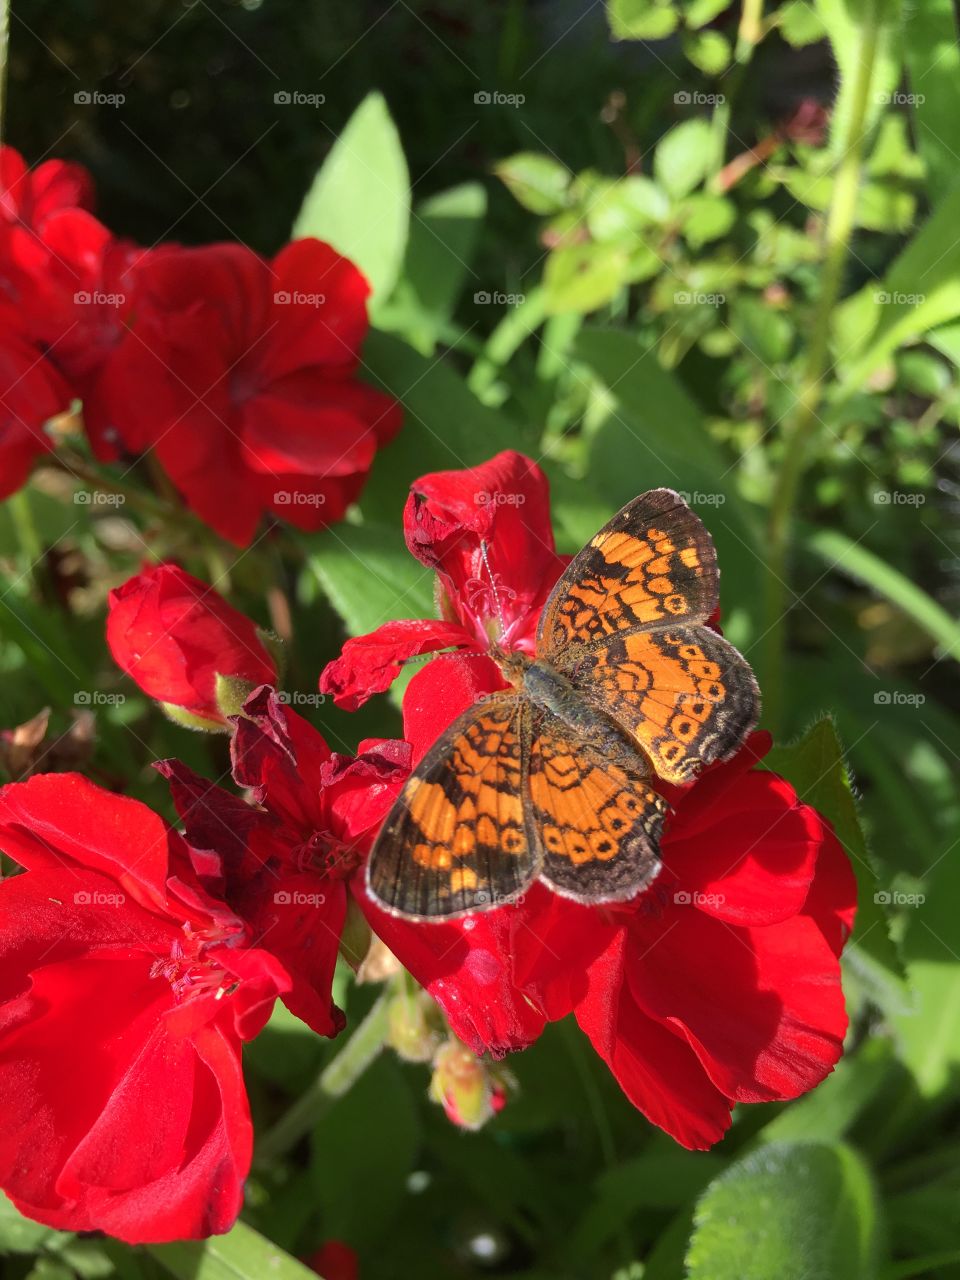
xmin=526 ymin=709 xmax=666 ymax=903
xmin=557 ymin=627 xmax=759 ymax=784
xmin=366 ymin=694 xmax=539 ymax=919
xmin=537 ymin=489 xmax=719 ymax=657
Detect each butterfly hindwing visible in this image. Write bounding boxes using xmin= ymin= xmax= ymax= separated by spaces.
xmin=366 ymin=694 xmax=539 ymax=919
xmin=538 ymin=489 xmax=719 ymax=658
xmin=556 ymin=626 xmax=760 ymax=784
xmin=525 ymin=709 xmax=667 ymax=903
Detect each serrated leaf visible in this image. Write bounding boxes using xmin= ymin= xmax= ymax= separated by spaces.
xmin=293 ymin=92 xmax=410 ymax=302
xmin=686 ymin=1142 xmax=881 ymax=1280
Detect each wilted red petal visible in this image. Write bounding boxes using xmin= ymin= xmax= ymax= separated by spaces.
xmin=319 ymin=619 xmax=473 ymax=711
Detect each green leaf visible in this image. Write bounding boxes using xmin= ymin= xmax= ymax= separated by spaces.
xmin=303 ymin=521 xmax=434 ymax=640
xmin=654 ymin=118 xmax=715 ymax=199
xmin=310 ymin=1055 xmax=420 ymax=1241
xmin=683 ymin=0 xmax=733 ymax=30
xmin=775 ymin=169 xmax=915 ymax=232
xmin=764 ymin=717 xmax=905 ymax=992
xmin=680 ymin=192 xmax=736 ymax=248
xmin=585 ymin=175 xmax=670 ymax=241
xmin=686 ymin=1142 xmax=882 ymax=1280
xmin=837 ymin=183 xmax=960 ymax=393
xmin=150 ymin=1219 xmax=318 ymax=1280
xmin=0 ymin=1191 xmax=66 ymax=1253
xmin=902 ymin=0 xmax=960 ymax=203
xmin=606 ymin=0 xmax=679 ymax=40
xmin=494 ymin=151 xmax=572 ymax=215
xmin=377 ymin=182 xmax=486 ymax=353
xmin=292 ymin=92 xmax=410 ymax=302
xmin=803 ymin=525 xmax=960 ymax=661
xmin=357 ymin=330 xmax=519 ymax=526
xmin=778 ymin=0 xmax=829 ymax=45
xmin=543 ymin=241 xmax=659 ymax=314
xmin=682 ymin=29 xmax=731 ymax=74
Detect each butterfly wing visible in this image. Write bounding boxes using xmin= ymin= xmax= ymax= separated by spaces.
xmin=537 ymin=489 xmax=759 ymax=785
xmin=525 ymin=708 xmax=667 ymax=903
xmin=366 ymin=694 xmax=539 ymax=919
xmin=537 ymin=489 xmax=719 ymax=656
xmin=559 ymin=627 xmax=759 ymax=784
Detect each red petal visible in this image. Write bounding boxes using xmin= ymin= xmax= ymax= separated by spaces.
xmin=319 ymin=619 xmax=473 ymax=711
xmin=575 ymin=931 xmax=733 ymax=1149
xmin=0 ymin=773 xmax=191 ymax=919
xmin=400 ymin=651 xmax=506 ymax=764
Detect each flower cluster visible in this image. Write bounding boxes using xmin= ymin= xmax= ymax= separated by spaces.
xmin=0 ymin=451 xmax=857 ymax=1244
xmin=0 ymin=146 xmax=400 ymax=541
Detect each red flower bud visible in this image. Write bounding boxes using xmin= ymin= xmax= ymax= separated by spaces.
xmin=106 ymin=563 xmax=277 ymax=728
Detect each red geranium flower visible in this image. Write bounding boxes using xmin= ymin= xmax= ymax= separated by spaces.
xmin=323 ymin=451 xmax=857 ymax=1148
xmin=0 ymin=306 xmax=70 ymax=500
xmin=106 ymin=563 xmax=278 ymax=728
xmin=320 ymin=450 xmax=567 ymax=710
xmin=0 ymin=772 xmax=302 ymax=1242
xmin=160 ymin=686 xmax=411 ymax=1032
xmin=86 ymin=239 xmax=402 ymax=545
xmin=0 ymin=145 xmax=95 ymax=230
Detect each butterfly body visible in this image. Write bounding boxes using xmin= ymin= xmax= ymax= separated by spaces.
xmin=368 ymin=489 xmax=760 ymax=920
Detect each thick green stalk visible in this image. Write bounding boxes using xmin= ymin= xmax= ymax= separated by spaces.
xmin=255 ymin=992 xmax=390 ymax=1162
xmin=761 ymin=0 xmax=881 ymax=728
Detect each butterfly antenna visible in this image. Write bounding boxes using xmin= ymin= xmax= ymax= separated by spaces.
xmin=479 ymin=539 xmax=507 ymax=641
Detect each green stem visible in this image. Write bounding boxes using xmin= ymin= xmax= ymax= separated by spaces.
xmin=760 ymin=0 xmax=881 ymax=728
xmin=708 ymin=0 xmax=765 ymax=179
xmin=255 ymin=992 xmax=390 ymax=1163
xmin=9 ymin=489 xmax=42 ymax=567
xmin=467 ymin=287 xmax=547 ymax=401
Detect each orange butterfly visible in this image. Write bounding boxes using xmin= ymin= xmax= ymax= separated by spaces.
xmin=367 ymin=489 xmax=760 ymax=919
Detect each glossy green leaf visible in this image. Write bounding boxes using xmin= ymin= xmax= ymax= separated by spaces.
xmin=293 ymin=92 xmax=410 ymax=302
xmin=686 ymin=1142 xmax=881 ymax=1280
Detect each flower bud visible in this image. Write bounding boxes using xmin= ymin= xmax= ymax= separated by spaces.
xmin=107 ymin=562 xmax=277 ymax=728
xmin=387 ymin=990 xmax=443 ymax=1063
xmin=428 ymin=1039 xmax=514 ymax=1131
